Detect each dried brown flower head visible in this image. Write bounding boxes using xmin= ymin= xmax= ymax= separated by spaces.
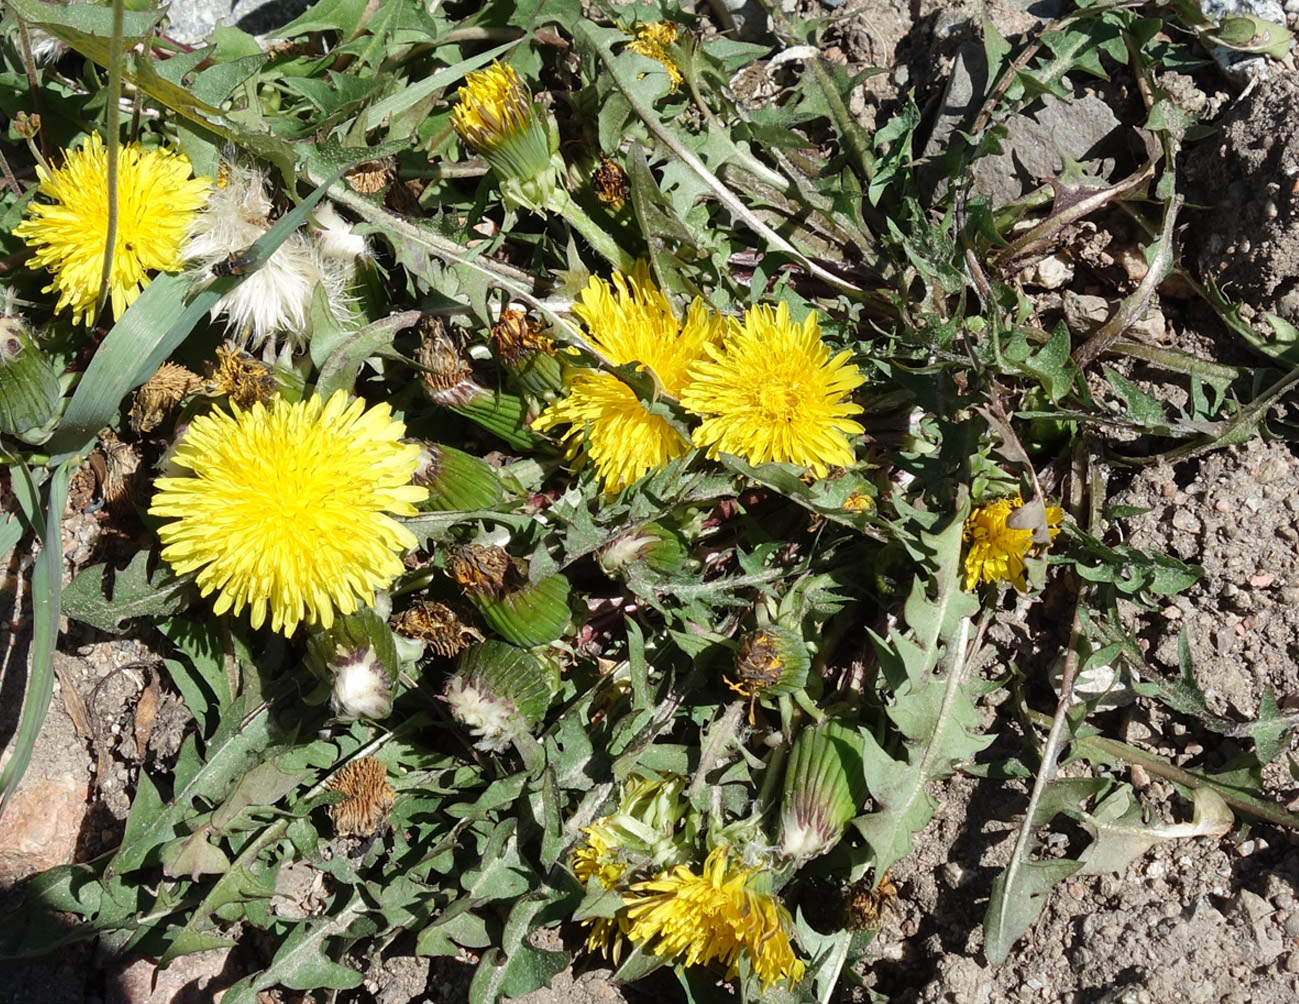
xmin=490 ymin=308 xmax=554 ymax=366
xmin=129 ymin=362 xmax=202 ymax=434
xmin=90 ymin=427 xmax=141 ymax=510
xmin=592 ymin=157 xmax=629 ymax=211
xmin=206 ymin=345 xmax=277 ymax=408
xmin=393 ymin=599 xmax=484 ymax=657
xmin=416 ymin=320 xmax=482 ymax=406
xmin=327 ymin=756 xmax=395 ymax=837
xmin=345 ymin=157 xmax=396 ymax=195
xmin=447 ymin=544 xmax=515 ymax=599
xmin=844 ymin=870 xmax=898 ymax=931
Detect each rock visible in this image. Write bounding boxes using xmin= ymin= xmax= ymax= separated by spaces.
xmin=922 ymin=45 xmax=1124 ymax=206
xmin=0 ymin=700 xmax=91 ymax=884
xmin=107 ymin=948 xmax=237 ymax=1004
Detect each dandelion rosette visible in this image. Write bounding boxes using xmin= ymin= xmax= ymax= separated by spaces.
xmin=149 ymin=390 xmax=427 ymax=636
xmin=962 ymin=494 xmax=1065 ymax=591
xmin=623 ymin=845 xmax=805 ymax=989
xmin=533 ymin=264 xmax=723 ymax=493
xmin=681 ymin=301 xmax=865 ymax=478
xmin=15 ymin=133 xmax=210 ymax=326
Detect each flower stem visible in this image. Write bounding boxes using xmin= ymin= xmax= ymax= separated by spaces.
xmin=95 ymin=0 xmax=126 ymax=324
xmin=556 ymin=195 xmax=634 ymax=273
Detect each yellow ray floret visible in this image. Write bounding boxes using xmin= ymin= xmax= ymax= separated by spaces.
xmin=623 ymin=846 xmax=804 ymax=990
xmin=962 ymin=494 xmax=1065 ymax=591
xmin=15 ymin=133 xmax=210 ymax=326
xmin=681 ymin=301 xmax=865 ymax=479
xmin=150 ymin=391 xmax=428 ymax=636
xmin=534 ymin=264 xmax=723 ymax=493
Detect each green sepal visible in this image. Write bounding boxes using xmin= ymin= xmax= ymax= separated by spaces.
xmin=779 ymin=718 xmax=867 ymax=860
xmin=449 ymin=390 xmax=548 ymax=450
xmin=470 ymin=573 xmax=571 ymax=649
xmin=417 ymin=444 xmax=504 ymax=512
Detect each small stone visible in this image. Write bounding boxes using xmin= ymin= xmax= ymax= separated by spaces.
xmin=941 ymin=862 xmax=966 ymax=888
xmin=1162 ymin=604 xmax=1183 ymax=620
xmin=1249 ymin=572 xmax=1276 ymax=588
xmin=1235 ymin=888 xmax=1273 ymax=922
xmin=1171 ymin=509 xmax=1202 ymax=534
xmin=1146 ymin=860 xmax=1167 ymax=879
xmin=1284 ymin=912 xmax=1299 ymax=938
xmin=1286 ymin=952 xmax=1299 ymax=975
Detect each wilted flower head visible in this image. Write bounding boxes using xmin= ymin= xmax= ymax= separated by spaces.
xmin=962 ymin=494 xmax=1065 ymax=591
xmin=533 ymin=264 xmax=724 ymax=493
xmin=681 ymin=301 xmax=865 ymax=478
xmin=327 ymin=757 xmax=395 ymax=837
xmin=452 ymin=61 xmax=563 ymax=213
xmin=149 ymin=391 xmax=427 ymax=635
xmin=14 ymin=133 xmax=209 ymax=326
xmin=183 ymin=161 xmax=352 ymax=350
xmin=623 ymin=846 xmax=805 ymax=990
xmin=129 ymin=362 xmax=202 ymax=434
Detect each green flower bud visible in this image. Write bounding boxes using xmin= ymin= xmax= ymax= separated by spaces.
xmin=779 ymin=719 xmax=867 ymax=861
xmin=444 ymin=640 xmax=559 ymax=751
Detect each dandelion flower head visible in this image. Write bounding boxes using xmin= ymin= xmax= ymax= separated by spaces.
xmin=962 ymin=494 xmax=1064 ymax=591
xmin=150 ymin=390 xmax=428 ymax=636
xmin=681 ymin=301 xmax=864 ymax=478
xmin=627 ymin=22 xmax=684 ymax=88
xmin=624 ymin=846 xmax=804 ymax=990
xmin=572 ymin=822 xmax=631 ymax=957
xmin=15 ymin=133 xmax=209 ymax=326
xmin=534 ymin=264 xmax=723 ymax=493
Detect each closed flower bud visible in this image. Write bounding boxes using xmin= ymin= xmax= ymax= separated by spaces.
xmin=444 ymin=640 xmax=559 ymax=751
xmin=598 ymin=520 xmax=687 ymax=578
xmin=779 ymin=719 xmax=866 ymax=861
xmin=305 ymin=607 xmax=401 ymax=720
xmin=413 ymin=443 xmax=504 ymax=512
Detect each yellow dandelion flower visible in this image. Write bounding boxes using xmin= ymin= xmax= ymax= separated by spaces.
xmin=15 ymin=133 xmax=209 ymax=326
xmin=624 ymin=846 xmax=804 ymax=990
xmin=627 ymin=21 xmax=684 ymax=88
xmin=681 ymin=301 xmax=865 ymax=479
xmin=962 ymin=494 xmax=1065 ymax=591
xmin=533 ymin=264 xmax=724 ymax=493
xmin=149 ymin=391 xmax=428 ymax=636
xmin=572 ymin=823 xmax=630 ymax=957
xmin=451 ymin=61 xmax=560 ymax=211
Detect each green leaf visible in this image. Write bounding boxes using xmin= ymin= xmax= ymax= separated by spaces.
xmin=220 ymin=897 xmax=366 ymax=1004
xmin=63 ymin=551 xmax=199 ymax=634
xmin=460 ymin=821 xmax=537 ymax=904
xmin=468 ymin=945 xmax=568 ymax=1004
xmin=983 ymin=858 xmax=1082 ymax=964
xmin=0 ymin=460 xmax=72 ymax=821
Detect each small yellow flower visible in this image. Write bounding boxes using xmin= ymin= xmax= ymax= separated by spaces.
xmin=681 ymin=301 xmax=865 ymax=478
xmin=572 ymin=823 xmax=630 ymax=957
xmin=451 ymin=61 xmax=561 ymax=211
xmin=623 ymin=846 xmax=804 ymax=990
xmin=627 ymin=21 xmax=684 ymax=88
xmin=533 ymin=264 xmax=724 ymax=493
xmin=15 ymin=133 xmax=209 ymax=326
xmin=150 ymin=391 xmax=428 ymax=636
xmin=962 ymin=494 xmax=1065 ymax=591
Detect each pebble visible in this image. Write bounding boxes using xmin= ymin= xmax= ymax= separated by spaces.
xmin=1146 ymin=860 xmax=1167 ymax=879
xmin=1248 ymin=572 xmax=1275 ymax=588
xmin=1286 ymin=952 xmax=1299 ymax=975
